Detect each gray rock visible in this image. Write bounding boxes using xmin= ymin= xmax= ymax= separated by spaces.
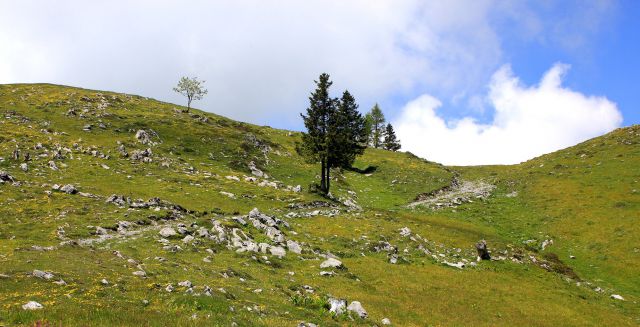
xmin=399 ymin=227 xmax=412 ymax=237
xmin=347 ymin=301 xmax=368 ymax=318
xmin=287 ymin=240 xmax=302 ymax=254
xmin=0 ymin=171 xmax=15 ymax=183
xmin=328 ymin=298 xmax=347 ymax=315
xmin=178 ymin=280 xmax=193 ymax=288
xmin=159 ymin=227 xmax=177 ymax=238
xmin=182 ymin=235 xmax=195 ymax=244
xmin=611 ymin=294 xmax=624 ymax=301
xmin=320 ymin=258 xmax=343 ymax=269
xmin=33 ymin=270 xmax=54 ymax=280
xmin=269 ymin=246 xmax=286 ymax=258
xmin=20 ymin=163 xmax=28 ymax=172
xmin=22 ymin=301 xmax=43 ymax=310
xmin=135 ymin=130 xmax=152 ymax=145
xmin=381 ymin=317 xmax=392 ymax=325
xmin=132 ymin=271 xmax=146 ymax=277
xmin=60 ymin=184 xmax=78 ymax=194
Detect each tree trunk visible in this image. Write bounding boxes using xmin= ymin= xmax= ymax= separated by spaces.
xmin=320 ymin=159 xmax=326 ymax=193
xmin=326 ymin=163 xmax=331 ymax=192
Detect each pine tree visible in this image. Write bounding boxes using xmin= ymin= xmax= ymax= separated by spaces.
xmin=383 ymin=123 xmax=401 ymax=151
xmin=299 ymin=73 xmax=335 ymax=193
xmin=369 ymin=104 xmax=386 ymax=148
xmin=329 ymin=90 xmax=367 ymax=170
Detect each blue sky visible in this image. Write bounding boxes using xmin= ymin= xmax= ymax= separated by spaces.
xmin=0 ymin=1 xmax=638 ymax=164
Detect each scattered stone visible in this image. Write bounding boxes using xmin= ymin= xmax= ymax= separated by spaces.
xmin=287 ymin=240 xmax=302 ymax=254
xmin=182 ymin=235 xmax=195 ymax=244
xmin=269 ymin=246 xmax=286 ymax=258
xmin=319 ymin=271 xmax=335 ymax=277
xmin=328 ymin=298 xmax=347 ymax=315
xmin=178 ymin=280 xmax=193 ymax=288
xmin=347 ymin=301 xmax=368 ymax=319
xmin=611 ymin=294 xmax=624 ymax=301
xmin=0 ymin=171 xmax=15 ymax=183
xmin=132 ymin=271 xmax=146 ymax=277
xmin=382 ymin=318 xmax=392 ymax=325
xmin=399 ymin=227 xmax=412 ymax=237
xmin=159 ymin=227 xmax=177 ymax=238
xmin=33 ymin=270 xmax=54 ymax=280
xmin=22 ymin=301 xmax=43 ymax=310
xmin=475 ymin=240 xmax=491 ymax=261
xmin=541 ymin=239 xmax=553 ymax=251
xmin=101 ymin=279 xmax=109 ymax=285
xmin=135 ymin=130 xmax=152 ymax=145
xmin=20 ymin=163 xmax=28 ymax=172
xmin=320 ymin=258 xmax=343 ymax=269
xmin=59 ymin=184 xmax=78 ymax=194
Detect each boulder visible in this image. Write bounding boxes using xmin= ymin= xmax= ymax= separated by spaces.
xmin=33 ymin=270 xmax=54 ymax=280
xmin=269 ymin=246 xmax=286 ymax=258
xmin=320 ymin=258 xmax=343 ymax=269
xmin=159 ymin=227 xmax=177 ymax=238
xmin=475 ymin=240 xmax=491 ymax=261
xmin=60 ymin=184 xmax=78 ymax=194
xmin=381 ymin=318 xmax=392 ymax=325
xmin=328 ymin=298 xmax=347 ymax=315
xmin=287 ymin=240 xmax=302 ymax=254
xmin=135 ymin=130 xmax=152 ymax=145
xmin=0 ymin=171 xmax=15 ymax=183
xmin=347 ymin=301 xmax=368 ymax=319
xmin=399 ymin=227 xmax=412 ymax=237
xmin=22 ymin=301 xmax=43 ymax=310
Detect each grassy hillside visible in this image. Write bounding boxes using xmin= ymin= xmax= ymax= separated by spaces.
xmin=0 ymin=84 xmax=637 ymax=326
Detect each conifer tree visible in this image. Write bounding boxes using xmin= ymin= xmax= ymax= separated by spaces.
xmin=299 ymin=73 xmax=335 ymax=193
xmin=369 ymin=104 xmax=386 ymax=148
xmin=383 ymin=123 xmax=401 ymax=151
xmin=329 ymin=90 xmax=367 ymax=170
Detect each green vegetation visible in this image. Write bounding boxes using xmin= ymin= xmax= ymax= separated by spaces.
xmin=0 ymin=83 xmax=638 ymax=326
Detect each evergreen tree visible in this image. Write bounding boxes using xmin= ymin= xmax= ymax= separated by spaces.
xmin=329 ymin=90 xmax=367 ymax=170
xmin=299 ymin=73 xmax=335 ymax=193
xmin=383 ymin=123 xmax=401 ymax=151
xmin=369 ymin=104 xmax=386 ymax=148
xmin=363 ymin=112 xmax=373 ymax=147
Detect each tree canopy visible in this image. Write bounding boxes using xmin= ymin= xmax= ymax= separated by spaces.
xmin=173 ymin=76 xmax=208 ymax=111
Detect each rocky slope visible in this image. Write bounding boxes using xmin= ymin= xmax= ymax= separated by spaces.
xmin=0 ymin=84 xmax=638 ymax=326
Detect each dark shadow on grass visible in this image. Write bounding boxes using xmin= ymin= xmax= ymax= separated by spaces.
xmin=345 ymin=165 xmax=377 ymax=174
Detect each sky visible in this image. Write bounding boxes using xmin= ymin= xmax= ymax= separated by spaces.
xmin=1 ymin=0 xmax=638 ymax=165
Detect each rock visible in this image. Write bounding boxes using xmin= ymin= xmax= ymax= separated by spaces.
xmin=399 ymin=227 xmax=412 ymax=237
xmin=0 ymin=171 xmax=15 ymax=183
xmin=320 ymin=258 xmax=343 ymax=269
xmin=22 ymin=301 xmax=43 ymax=310
xmin=219 ymin=191 xmax=236 ymax=199
xmin=33 ymin=270 xmax=54 ymax=280
xmin=178 ymin=280 xmax=193 ymax=288
xmin=541 ymin=239 xmax=553 ymax=251
xmin=269 ymin=246 xmax=286 ymax=258
xmin=611 ymin=294 xmax=624 ymax=301
xmin=475 ymin=240 xmax=491 ymax=261
xmin=248 ymin=161 xmax=265 ymax=177
xmin=20 ymin=163 xmax=28 ymax=172
xmin=347 ymin=301 xmax=368 ymax=319
xmin=159 ymin=227 xmax=177 ymax=238
xmin=182 ymin=235 xmax=195 ymax=244
xmin=60 ymin=184 xmax=78 ymax=194
xmin=319 ymin=271 xmax=335 ymax=277
xmin=328 ymin=298 xmax=347 ymax=315
xmin=287 ymin=240 xmax=302 ymax=254
xmin=292 ymin=185 xmax=302 ymax=192
xmin=298 ymin=323 xmax=317 ymax=327
xmin=382 ymin=318 xmax=392 ymax=325
xmin=165 ymin=284 xmax=174 ymax=292
xmin=48 ymin=160 xmax=59 ymax=170
xmin=96 ymin=226 xmax=109 ymax=235
xmin=135 ymin=130 xmax=152 ymax=145
xmin=101 ymin=278 xmax=109 ymax=285
xmin=132 ymin=271 xmax=146 ymax=277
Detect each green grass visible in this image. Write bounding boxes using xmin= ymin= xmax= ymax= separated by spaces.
xmin=0 ymin=83 xmax=638 ymax=326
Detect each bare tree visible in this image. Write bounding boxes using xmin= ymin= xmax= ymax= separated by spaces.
xmin=173 ymin=76 xmax=208 ymax=112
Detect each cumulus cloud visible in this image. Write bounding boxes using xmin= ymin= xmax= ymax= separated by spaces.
xmin=394 ymin=63 xmax=623 ymax=165
xmin=0 ymin=1 xmax=505 ymax=127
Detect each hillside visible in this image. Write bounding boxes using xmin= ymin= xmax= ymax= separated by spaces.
xmin=0 ymin=84 xmax=638 ymax=326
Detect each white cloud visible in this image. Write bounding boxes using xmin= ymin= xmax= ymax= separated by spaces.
xmin=394 ymin=63 xmax=623 ymax=165
xmin=0 ymin=1 xmax=502 ymax=127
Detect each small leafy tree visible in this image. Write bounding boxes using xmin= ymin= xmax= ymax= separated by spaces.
xmin=383 ymin=123 xmax=401 ymax=151
xmin=173 ymin=76 xmax=208 ymax=112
